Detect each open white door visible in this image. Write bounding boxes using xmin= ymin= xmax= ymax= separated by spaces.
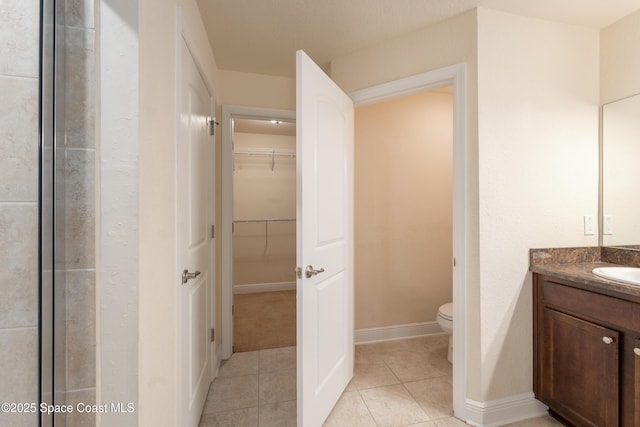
xmin=178 ymin=37 xmax=214 ymax=427
xmin=296 ymin=50 xmax=354 ymax=426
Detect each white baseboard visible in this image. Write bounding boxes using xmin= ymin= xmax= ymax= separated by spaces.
xmin=465 ymin=393 xmax=548 ymax=427
xmin=233 ymin=281 xmax=296 ymax=294
xmin=354 ymin=321 xmax=445 ymax=344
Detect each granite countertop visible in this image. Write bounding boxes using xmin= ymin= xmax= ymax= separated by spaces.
xmin=530 ymin=246 xmax=640 ymax=300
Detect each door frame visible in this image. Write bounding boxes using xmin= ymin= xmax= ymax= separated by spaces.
xmin=176 ymin=9 xmax=217 ymax=424
xmin=350 ymin=63 xmax=467 ymax=420
xmin=220 ymin=105 xmax=296 ymax=359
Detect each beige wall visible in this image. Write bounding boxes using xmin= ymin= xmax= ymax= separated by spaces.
xmin=354 ymin=90 xmax=453 ymax=329
xmin=330 ymin=9 xmax=483 ymax=400
xmin=477 ymin=8 xmax=599 ymax=400
xmin=217 ymin=70 xmax=295 ymax=109
xmin=233 ymin=133 xmax=296 ymax=285
xmin=139 ymin=0 xmax=219 ymax=424
xmin=601 ymin=9 xmax=640 ymax=104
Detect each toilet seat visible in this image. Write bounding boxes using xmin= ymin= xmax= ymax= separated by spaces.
xmin=438 ymin=302 xmax=453 ymax=321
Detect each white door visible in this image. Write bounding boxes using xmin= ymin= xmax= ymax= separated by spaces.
xmin=178 ymin=37 xmax=214 ymax=427
xmin=296 ymin=50 xmax=354 ymax=427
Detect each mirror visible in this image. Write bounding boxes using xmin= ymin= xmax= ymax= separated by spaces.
xmin=601 ymin=93 xmax=640 ymax=249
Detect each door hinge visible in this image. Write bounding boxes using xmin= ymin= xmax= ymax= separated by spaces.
xmin=208 ymin=118 xmax=218 ymax=136
xmin=210 ymin=328 xmax=215 ymax=342
xmin=232 ymin=222 xmax=235 ymax=233
xmin=211 ymin=225 xmax=215 ymax=239
xmin=232 ymin=304 xmax=234 ymax=315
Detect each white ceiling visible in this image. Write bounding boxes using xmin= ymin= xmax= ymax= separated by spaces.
xmin=197 ymin=0 xmax=640 ymax=78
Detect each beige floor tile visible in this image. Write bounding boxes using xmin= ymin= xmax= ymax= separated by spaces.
xmin=423 ymin=344 xmax=452 ymax=376
xmin=359 ymin=384 xmax=429 ymax=427
xmin=202 ymin=375 xmax=259 ymax=414
xmin=199 ymin=407 xmax=258 ymax=427
xmin=323 ymin=391 xmax=377 ymax=427
xmin=259 ymin=368 xmax=297 ymax=404
xmin=404 ymin=376 xmax=454 ymax=419
xmin=351 ymin=360 xmax=400 ymax=390
xmin=404 ymin=422 xmax=439 ymax=427
xmin=258 ymin=400 xmax=297 ymax=427
xmin=259 ymin=346 xmax=296 ymax=373
xmin=383 ymin=350 xmax=448 ymax=383
xmin=218 ymin=351 xmax=260 ymax=378
xmin=503 ymin=415 xmax=563 ymax=426
xmin=433 ymin=416 xmax=469 ymax=426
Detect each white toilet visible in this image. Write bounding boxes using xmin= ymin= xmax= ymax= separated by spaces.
xmin=437 ymin=302 xmax=453 ymax=363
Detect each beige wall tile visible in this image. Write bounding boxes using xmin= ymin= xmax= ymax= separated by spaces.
xmin=65 ymin=149 xmax=95 ymax=268
xmin=0 ymin=0 xmax=39 ymax=77
xmin=66 ymin=270 xmax=96 ymax=390
xmin=0 ymin=327 xmax=38 ymax=427
xmin=66 ymin=0 xmax=95 ymax=29
xmin=0 ymin=203 xmax=38 ymax=328
xmin=66 ymin=388 xmax=96 ymax=427
xmin=65 ymin=27 xmax=95 ymax=149
xmin=0 ymin=76 xmax=38 ymax=201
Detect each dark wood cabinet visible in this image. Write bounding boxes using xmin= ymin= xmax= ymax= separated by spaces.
xmin=533 ymin=274 xmax=640 ymax=427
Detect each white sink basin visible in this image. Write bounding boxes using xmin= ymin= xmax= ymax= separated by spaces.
xmin=592 ymin=267 xmax=640 ymax=286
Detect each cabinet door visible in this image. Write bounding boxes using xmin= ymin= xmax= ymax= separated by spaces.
xmin=540 ymin=308 xmax=619 ymax=427
xmin=635 ymin=338 xmax=640 ymax=427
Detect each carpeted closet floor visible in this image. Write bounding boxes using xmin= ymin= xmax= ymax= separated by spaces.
xmin=233 ymin=290 xmax=296 ymax=352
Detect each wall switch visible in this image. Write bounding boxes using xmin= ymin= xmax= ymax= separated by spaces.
xmin=583 ymin=215 xmax=595 ymax=236
xmin=603 ymin=215 xmax=613 ymax=235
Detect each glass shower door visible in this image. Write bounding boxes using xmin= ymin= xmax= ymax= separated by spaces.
xmin=40 ymin=0 xmax=67 ymax=425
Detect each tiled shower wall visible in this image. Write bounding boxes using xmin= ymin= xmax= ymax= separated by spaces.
xmin=0 ymin=1 xmax=97 ymax=426
xmin=64 ymin=1 xmax=97 ymax=425
xmin=0 ymin=1 xmax=41 ymax=426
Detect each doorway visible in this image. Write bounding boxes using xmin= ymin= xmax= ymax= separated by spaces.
xmin=219 ymin=62 xmax=467 ymax=422
xmin=221 ymin=106 xmax=297 ymax=359
xmin=350 ymin=63 xmax=467 ymax=419
xmin=231 ymin=117 xmax=297 ymax=352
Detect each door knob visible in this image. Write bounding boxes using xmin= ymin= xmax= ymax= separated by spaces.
xmin=634 ymin=348 xmax=640 ymax=356
xmin=182 ymin=269 xmax=201 ymax=284
xmin=305 ymin=265 xmax=325 ymax=279
xmin=602 ymin=336 xmax=614 ymax=345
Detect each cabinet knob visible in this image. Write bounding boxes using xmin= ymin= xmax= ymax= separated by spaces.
xmin=634 ymin=348 xmax=640 ymax=356
xmin=602 ymin=336 xmax=614 ymax=345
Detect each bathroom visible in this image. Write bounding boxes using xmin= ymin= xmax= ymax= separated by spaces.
xmin=2 ymin=1 xmax=640 ymax=426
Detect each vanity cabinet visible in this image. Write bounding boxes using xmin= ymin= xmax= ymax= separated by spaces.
xmin=533 ymin=274 xmax=640 ymax=427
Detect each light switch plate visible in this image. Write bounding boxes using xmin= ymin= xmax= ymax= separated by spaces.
xmin=603 ymin=215 xmax=613 ymax=235
xmin=583 ymin=215 xmax=595 ymax=236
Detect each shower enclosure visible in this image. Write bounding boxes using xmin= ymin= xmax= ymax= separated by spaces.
xmin=0 ymin=0 xmax=96 ymax=425
xmin=41 ymin=1 xmax=97 ymax=425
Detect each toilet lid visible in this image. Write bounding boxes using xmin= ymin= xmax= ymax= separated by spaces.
xmin=439 ymin=303 xmax=453 ymax=320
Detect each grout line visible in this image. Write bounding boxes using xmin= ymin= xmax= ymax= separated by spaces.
xmin=0 ymin=73 xmax=38 ymax=81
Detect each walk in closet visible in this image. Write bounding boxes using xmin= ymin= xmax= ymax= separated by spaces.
xmin=232 ymin=119 xmax=297 ymax=352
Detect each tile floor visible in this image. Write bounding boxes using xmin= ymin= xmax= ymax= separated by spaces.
xmin=199 ymin=335 xmax=563 ymax=427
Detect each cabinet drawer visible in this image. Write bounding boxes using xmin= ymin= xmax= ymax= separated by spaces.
xmin=543 ymin=280 xmax=640 ymax=331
